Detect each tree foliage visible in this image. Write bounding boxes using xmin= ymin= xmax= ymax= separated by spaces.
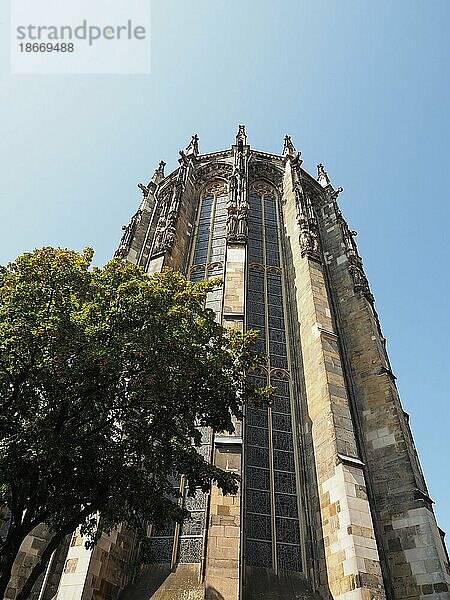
xmin=0 ymin=247 xmax=268 ymax=598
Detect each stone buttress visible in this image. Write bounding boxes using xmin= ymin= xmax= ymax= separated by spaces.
xmin=12 ymin=128 xmax=448 ymax=600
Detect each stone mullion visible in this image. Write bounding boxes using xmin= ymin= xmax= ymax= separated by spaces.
xmin=171 ymin=477 xmax=186 ymax=568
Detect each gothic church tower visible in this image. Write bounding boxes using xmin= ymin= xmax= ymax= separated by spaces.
xmin=14 ymin=127 xmax=449 ymax=600
xmin=111 ymin=127 xmax=449 ymax=600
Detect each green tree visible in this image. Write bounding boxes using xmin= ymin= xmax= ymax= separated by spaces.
xmin=0 ymin=247 xmax=267 ymax=600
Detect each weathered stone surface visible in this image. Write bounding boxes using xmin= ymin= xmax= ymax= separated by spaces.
xmin=9 ymin=130 xmax=448 ymax=600
xmin=318 ymin=187 xmax=450 ymax=599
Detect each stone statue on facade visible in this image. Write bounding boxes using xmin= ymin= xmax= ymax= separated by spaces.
xmin=227 ymin=203 xmax=238 ymax=239
xmin=115 ymin=209 xmax=142 ymax=258
xmin=186 ymin=134 xmax=199 ymax=157
xmin=237 ymin=201 xmax=250 ymax=239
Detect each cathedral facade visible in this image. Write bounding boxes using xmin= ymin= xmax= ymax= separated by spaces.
xmin=8 ymin=128 xmax=449 ymax=600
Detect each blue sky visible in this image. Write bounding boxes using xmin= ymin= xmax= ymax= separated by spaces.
xmin=1 ymin=1 xmax=449 ymax=533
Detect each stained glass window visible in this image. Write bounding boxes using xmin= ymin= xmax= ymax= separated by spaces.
xmin=190 ymin=190 xmax=227 ymax=322
xmin=172 ymin=188 xmax=229 ymax=567
xmin=191 ymin=192 xmax=227 ymax=274
xmin=273 ymin=431 xmax=294 ymax=452
xmin=193 ymin=196 xmax=212 ymax=265
xmin=275 ymin=517 xmax=301 ymax=545
xmin=185 ymin=489 xmax=207 ymax=512
xmin=246 ymin=513 xmax=271 ymax=540
xmin=246 ymin=425 xmax=269 ymax=447
xmin=180 ymin=511 xmax=204 ymax=536
xmin=177 ymin=486 xmax=207 ymax=564
xmin=275 ymin=494 xmax=298 ymax=518
xmin=245 ymin=466 xmax=270 ymax=491
xmin=178 ymin=538 xmax=203 ymax=564
xmin=273 ymin=450 xmax=295 ymax=472
xmin=246 ymin=540 xmax=272 ymax=568
xmin=274 ymin=470 xmax=296 ymax=495
xmin=148 ymin=481 xmax=180 ymax=564
xmin=246 ymin=445 xmax=270 ymax=468
xmin=148 ymin=538 xmax=173 ymax=564
xmin=246 ymin=489 xmax=271 ymax=515
xmin=277 ymin=543 xmax=302 ymax=572
xmin=244 ymin=186 xmax=303 ymax=573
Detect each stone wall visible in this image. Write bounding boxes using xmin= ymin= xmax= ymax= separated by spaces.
xmin=5 ymin=524 xmax=55 ymax=600
xmin=165 ymin=173 xmax=198 ymax=273
xmin=282 ymin=161 xmax=386 ymax=600
xmin=318 ymin=187 xmax=450 ymax=599
xmin=9 ymin=134 xmax=447 ymax=600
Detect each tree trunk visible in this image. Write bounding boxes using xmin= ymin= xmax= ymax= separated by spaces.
xmin=15 ymin=531 xmax=66 ymax=600
xmin=0 ymin=528 xmax=28 ymax=600
xmin=0 ymin=558 xmax=17 ymax=600
xmin=15 ymin=507 xmax=93 ymax=600
xmin=0 ymin=505 xmax=53 ymax=599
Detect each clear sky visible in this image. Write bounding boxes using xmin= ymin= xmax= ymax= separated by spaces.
xmin=1 ymin=1 xmax=449 ymax=533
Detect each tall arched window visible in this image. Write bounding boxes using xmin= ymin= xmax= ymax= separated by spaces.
xmin=189 ymin=180 xmax=228 ymax=315
xmin=244 ymin=181 xmax=304 ymax=574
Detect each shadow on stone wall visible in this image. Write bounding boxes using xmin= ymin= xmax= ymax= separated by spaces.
xmin=118 ymin=563 xmax=208 ymax=600
xmin=205 ymin=586 xmax=224 ymax=600
xmin=281 ymin=230 xmax=331 ymax=600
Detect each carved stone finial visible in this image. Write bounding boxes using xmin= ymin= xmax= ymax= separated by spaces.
xmin=331 ymin=186 xmax=344 ymax=201
xmin=137 ymin=183 xmax=148 ymax=198
xmin=235 ymin=125 xmax=247 ymax=146
xmin=340 ymin=219 xmax=374 ymax=303
xmin=150 ymin=160 xmax=166 ymax=185
xmin=283 ymin=135 xmax=296 ymax=157
xmin=178 ymin=150 xmax=188 ymax=166
xmin=317 ymin=163 xmax=331 ymax=188
xmin=152 ymin=158 xmax=187 ymax=258
xmin=186 ymin=134 xmax=199 ymax=157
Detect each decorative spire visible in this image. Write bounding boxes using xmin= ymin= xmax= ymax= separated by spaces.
xmin=317 ymin=163 xmax=331 ymax=188
xmin=235 ymin=124 xmax=247 ymax=146
xmin=186 ymin=134 xmax=199 ymax=157
xmin=227 ymin=125 xmax=249 ymax=244
xmin=150 ymin=160 xmax=166 ymax=185
xmin=283 ymin=134 xmax=296 ymax=157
